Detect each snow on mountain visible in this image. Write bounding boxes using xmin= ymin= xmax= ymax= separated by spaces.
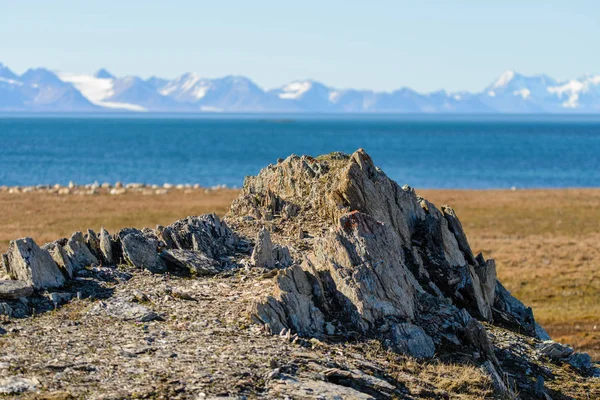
xmin=2 ymin=62 xmax=600 ymax=113
xmin=159 ymin=72 xmax=213 ymax=102
xmin=57 ymin=72 xmax=146 ymax=111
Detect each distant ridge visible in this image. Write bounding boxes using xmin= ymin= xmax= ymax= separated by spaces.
xmin=1 ymin=62 xmax=599 ymax=113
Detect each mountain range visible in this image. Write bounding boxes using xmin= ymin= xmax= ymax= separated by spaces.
xmin=1 ymin=62 xmax=599 ymax=113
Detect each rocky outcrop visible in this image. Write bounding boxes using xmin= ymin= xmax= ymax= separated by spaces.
xmin=232 ymin=150 xmax=547 ymax=365
xmin=160 ymin=249 xmax=221 ymax=275
xmin=64 ymin=231 xmax=99 ymax=270
xmin=99 ymin=227 xmax=114 ymax=265
xmin=4 ymin=238 xmax=66 ymax=289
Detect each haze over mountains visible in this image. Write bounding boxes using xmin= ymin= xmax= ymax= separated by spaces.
xmin=1 ymin=62 xmax=600 ymax=113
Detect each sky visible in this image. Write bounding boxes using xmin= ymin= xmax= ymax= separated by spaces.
xmin=0 ymin=1 xmax=598 ymax=93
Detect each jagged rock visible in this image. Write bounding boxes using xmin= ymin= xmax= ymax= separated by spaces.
xmin=307 ymin=211 xmax=419 ymax=332
xmin=494 ymin=281 xmax=536 ymax=337
xmin=253 ymin=264 xmax=325 ymax=336
xmin=119 ymin=228 xmax=166 ymax=273
xmin=42 ymin=242 xmax=75 ymax=279
xmin=0 ymin=280 xmax=34 ymax=299
xmin=5 ymin=238 xmax=66 ymax=289
xmin=64 ymin=231 xmax=99 ymax=270
xmin=273 ymin=244 xmax=292 ymax=267
xmin=251 ymin=227 xmax=275 ymax=269
xmin=85 ymin=229 xmax=101 ymax=258
xmin=99 ymin=227 xmax=114 ymax=265
xmin=390 ymin=322 xmax=435 ymax=359
xmin=537 ymin=341 xmax=574 ymax=360
xmin=160 ymin=249 xmax=221 ymax=275
xmin=243 ymin=149 xmax=542 ymax=371
xmin=46 ymin=292 xmax=74 ymax=307
xmin=160 ymin=214 xmax=238 ymax=258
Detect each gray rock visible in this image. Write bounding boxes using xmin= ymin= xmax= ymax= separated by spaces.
xmin=251 ymin=227 xmax=275 ymax=269
xmin=493 ymin=281 xmax=536 ymax=337
xmin=535 ymin=323 xmax=551 ymax=341
xmin=47 ymin=292 xmax=74 ymax=307
xmin=537 ymin=341 xmax=574 ymax=360
xmin=391 ymin=322 xmax=435 ymax=359
xmin=0 ymin=302 xmax=13 ymax=317
xmin=161 ymin=214 xmax=238 ymax=258
xmin=270 ymin=374 xmax=375 ymax=400
xmin=273 ymin=244 xmax=292 ymax=268
xmin=5 ymin=238 xmax=66 ymax=289
xmin=0 ymin=280 xmax=34 ymax=299
xmin=119 ymin=228 xmax=166 ymax=273
xmin=94 ymin=296 xmax=161 ymax=322
xmin=160 ymin=249 xmax=221 ymax=275
xmin=42 ymin=241 xmax=75 ymax=279
xmin=0 ymin=376 xmax=37 ymax=395
xmin=253 ymin=264 xmax=325 ymax=336
xmin=85 ymin=229 xmax=101 ymax=258
xmin=99 ymin=227 xmax=114 ymax=265
xmin=568 ymin=352 xmax=592 ymax=372
xmin=64 ymin=231 xmax=99 ymax=270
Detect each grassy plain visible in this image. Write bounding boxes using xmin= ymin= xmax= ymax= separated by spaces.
xmin=1 ymin=188 xmax=598 ymax=358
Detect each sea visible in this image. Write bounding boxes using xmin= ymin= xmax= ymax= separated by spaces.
xmin=1 ymin=113 xmax=600 ymax=189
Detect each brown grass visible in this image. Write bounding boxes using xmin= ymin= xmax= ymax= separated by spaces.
xmin=1 ymin=188 xmax=598 ymax=358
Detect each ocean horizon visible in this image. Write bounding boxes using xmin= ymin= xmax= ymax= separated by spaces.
xmin=1 ymin=113 xmax=600 ymax=189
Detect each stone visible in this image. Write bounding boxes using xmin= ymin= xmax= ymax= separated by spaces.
xmin=93 ymin=296 xmax=161 ymax=322
xmin=253 ymin=264 xmax=326 ymax=336
xmin=85 ymin=229 xmax=101 ymax=258
xmin=47 ymin=292 xmax=74 ymax=307
xmin=493 ymin=281 xmax=536 ymax=337
xmin=161 ymin=214 xmax=239 ymax=258
xmin=0 ymin=302 xmax=13 ymax=317
xmin=536 ymin=341 xmax=574 ymax=360
xmin=160 ymin=249 xmax=221 ymax=275
xmin=567 ymin=352 xmax=592 ymax=372
xmin=42 ymin=241 xmax=75 ymax=279
xmin=390 ymin=322 xmax=435 ymax=359
xmin=269 ymin=374 xmax=375 ymax=400
xmin=272 ymin=244 xmax=292 ymax=268
xmin=0 ymin=280 xmax=34 ymax=299
xmin=251 ymin=227 xmax=275 ymax=269
xmin=0 ymin=376 xmax=38 ymax=395
xmin=99 ymin=227 xmax=114 ymax=265
xmin=5 ymin=238 xmax=66 ymax=289
xmin=64 ymin=231 xmax=99 ymax=269
xmin=119 ymin=228 xmax=166 ymax=273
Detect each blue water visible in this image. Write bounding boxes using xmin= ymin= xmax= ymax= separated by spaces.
xmin=1 ymin=114 xmax=600 ymax=189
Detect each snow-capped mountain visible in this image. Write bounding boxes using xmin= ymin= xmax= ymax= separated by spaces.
xmin=1 ymin=62 xmax=600 ymax=113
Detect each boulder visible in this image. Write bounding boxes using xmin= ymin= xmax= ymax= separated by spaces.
xmin=160 ymin=214 xmax=238 ymax=258
xmin=99 ymin=227 xmax=114 ymax=265
xmin=251 ymin=227 xmax=275 ymax=269
xmin=85 ymin=229 xmax=101 ymax=258
xmin=160 ymin=249 xmax=221 ymax=275
xmin=5 ymin=238 xmax=65 ymax=289
xmin=42 ymin=242 xmax=75 ymax=279
xmin=391 ymin=323 xmax=436 ymax=359
xmin=119 ymin=228 xmax=166 ymax=273
xmin=273 ymin=244 xmax=292 ymax=268
xmin=64 ymin=232 xmax=99 ymax=270
xmin=0 ymin=280 xmax=34 ymax=300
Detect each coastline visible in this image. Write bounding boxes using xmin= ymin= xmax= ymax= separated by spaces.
xmin=1 ymin=187 xmax=599 ymax=359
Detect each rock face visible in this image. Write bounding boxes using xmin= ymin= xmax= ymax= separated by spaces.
xmin=251 ymin=227 xmax=275 ymax=269
xmin=118 ymin=228 xmax=167 ymax=274
xmin=99 ymin=227 xmax=114 ymax=265
xmin=232 ymin=150 xmax=544 ymax=363
xmin=4 ymin=238 xmax=66 ymax=289
xmin=64 ymin=231 xmax=99 ymax=270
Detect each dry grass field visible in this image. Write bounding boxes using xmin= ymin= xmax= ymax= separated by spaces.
xmin=1 ymin=188 xmax=598 ymax=359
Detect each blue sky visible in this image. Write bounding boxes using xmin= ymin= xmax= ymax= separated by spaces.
xmin=0 ymin=1 xmax=597 ymax=92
